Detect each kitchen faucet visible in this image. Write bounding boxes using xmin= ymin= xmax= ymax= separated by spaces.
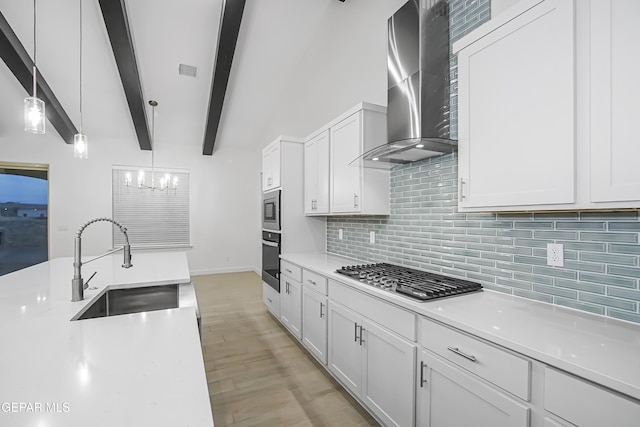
xmin=72 ymin=218 xmax=133 ymax=302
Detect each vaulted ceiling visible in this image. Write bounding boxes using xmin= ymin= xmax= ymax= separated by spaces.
xmin=0 ymin=0 xmax=338 ymax=155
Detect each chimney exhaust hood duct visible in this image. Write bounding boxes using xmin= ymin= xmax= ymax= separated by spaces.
xmin=358 ymin=0 xmax=455 ymax=168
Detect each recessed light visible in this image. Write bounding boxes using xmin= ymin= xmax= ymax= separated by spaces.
xmin=416 ymin=144 xmax=424 ymax=148
xmin=372 ymin=157 xmax=379 ymax=161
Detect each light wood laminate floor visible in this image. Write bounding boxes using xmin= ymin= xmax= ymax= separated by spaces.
xmin=193 ymin=272 xmax=380 ymax=427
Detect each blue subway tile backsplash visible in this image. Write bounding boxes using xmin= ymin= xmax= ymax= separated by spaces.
xmin=325 ymin=0 xmax=640 ymax=324
xmin=327 ymin=154 xmax=640 ymax=325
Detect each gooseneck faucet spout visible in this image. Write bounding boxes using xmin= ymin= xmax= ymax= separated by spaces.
xmin=72 ymin=218 xmax=133 ymax=302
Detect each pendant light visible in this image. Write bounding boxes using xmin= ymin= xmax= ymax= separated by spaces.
xmin=73 ymin=0 xmax=88 ymax=159
xmin=125 ymin=100 xmax=178 ymax=191
xmin=24 ymin=0 xmax=45 ymax=134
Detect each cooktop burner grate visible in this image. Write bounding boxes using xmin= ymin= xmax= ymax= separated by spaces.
xmin=335 ymin=263 xmax=482 ymax=301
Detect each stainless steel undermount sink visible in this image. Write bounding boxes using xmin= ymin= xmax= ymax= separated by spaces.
xmin=72 ymin=282 xmax=201 ymax=334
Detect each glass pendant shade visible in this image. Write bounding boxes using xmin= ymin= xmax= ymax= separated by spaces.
xmin=24 ymin=96 xmax=45 ymax=134
xmin=73 ymin=133 xmax=88 ymax=159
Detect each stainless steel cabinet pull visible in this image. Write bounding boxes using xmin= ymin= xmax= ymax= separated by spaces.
xmin=286 ymin=282 xmax=290 ymax=294
xmin=267 ymin=298 xmax=272 ymax=303
xmin=308 ymin=279 xmax=317 ymax=286
xmin=285 ymin=268 xmax=292 ymax=274
xmin=354 ymin=323 xmax=359 ymax=342
xmin=353 ymin=193 xmax=359 ymax=208
xmin=447 ymin=346 xmax=477 ymax=362
xmin=359 ymin=326 xmax=365 ymax=345
xmin=320 ymin=302 xmax=324 ymax=318
xmin=420 ymin=361 xmax=427 ymax=387
xmin=459 ymin=178 xmax=466 ymax=202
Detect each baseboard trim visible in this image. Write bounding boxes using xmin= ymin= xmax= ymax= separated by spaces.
xmin=190 ymin=266 xmax=260 ymax=276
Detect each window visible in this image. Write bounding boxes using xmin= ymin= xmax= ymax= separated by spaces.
xmin=0 ymin=163 xmax=49 ymax=276
xmin=112 ymin=166 xmax=190 ymax=249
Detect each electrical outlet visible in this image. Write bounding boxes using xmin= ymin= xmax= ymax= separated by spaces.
xmin=547 ymin=243 xmax=564 ymax=267
xmin=369 ymin=231 xmax=375 ymax=244
xmin=339 ymin=229 xmax=343 ymax=240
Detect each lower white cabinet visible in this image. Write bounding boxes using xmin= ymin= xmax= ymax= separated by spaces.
xmin=328 ymin=301 xmax=416 ymax=427
xmin=302 ymin=286 xmax=328 ymax=364
xmin=262 ymin=282 xmax=280 ymax=318
xmin=544 ymin=367 xmax=640 ymax=427
xmin=280 ymin=277 xmax=302 ymax=339
xmin=417 ymin=349 xmax=530 ymax=427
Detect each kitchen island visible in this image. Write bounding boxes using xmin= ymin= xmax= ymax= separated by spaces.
xmin=0 ymin=251 xmax=213 ymax=427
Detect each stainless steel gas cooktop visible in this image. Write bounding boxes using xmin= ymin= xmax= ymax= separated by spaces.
xmin=335 ymin=263 xmax=482 ymax=302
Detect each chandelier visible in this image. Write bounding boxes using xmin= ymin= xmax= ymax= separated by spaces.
xmin=124 ymin=100 xmax=178 ymax=192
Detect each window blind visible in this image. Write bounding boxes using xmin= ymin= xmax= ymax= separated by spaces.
xmin=112 ymin=166 xmax=190 ymax=248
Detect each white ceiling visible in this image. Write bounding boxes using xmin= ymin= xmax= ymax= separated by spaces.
xmin=0 ymin=0 xmax=339 ymax=154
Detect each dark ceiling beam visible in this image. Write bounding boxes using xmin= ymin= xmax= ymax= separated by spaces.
xmin=98 ymin=0 xmax=151 ymax=151
xmin=203 ymin=0 xmax=246 ymax=156
xmin=0 ymin=11 xmax=78 ymax=144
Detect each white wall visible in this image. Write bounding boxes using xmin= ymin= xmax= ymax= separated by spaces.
xmin=257 ymin=0 xmax=407 ymax=145
xmin=0 ymin=130 xmax=261 ymax=276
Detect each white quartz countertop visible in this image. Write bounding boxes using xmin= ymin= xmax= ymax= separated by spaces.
xmin=282 ymin=252 xmax=640 ymax=401
xmin=0 ymin=251 xmax=214 ymax=426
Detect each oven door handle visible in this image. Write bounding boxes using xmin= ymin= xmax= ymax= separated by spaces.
xmin=262 ymin=240 xmax=279 ymax=248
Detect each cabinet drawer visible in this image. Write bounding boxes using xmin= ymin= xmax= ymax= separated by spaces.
xmin=420 ymin=317 xmax=530 ymax=400
xmin=262 ymin=282 xmax=280 ymax=317
xmin=302 ymin=269 xmax=328 ymax=295
xmin=544 ymin=367 xmax=640 ymax=427
xmin=281 ymin=260 xmax=302 ymax=282
xmin=329 ymin=280 xmax=416 ymax=341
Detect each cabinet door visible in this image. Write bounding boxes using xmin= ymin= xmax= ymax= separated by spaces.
xmin=328 ymin=302 xmax=362 ymax=397
xmin=590 ymin=0 xmax=640 ymax=202
xmin=457 ymin=0 xmax=575 ymax=209
xmin=302 ymin=287 xmax=328 ymax=364
xmin=304 ymin=131 xmax=330 ymax=214
xmin=262 ymin=143 xmax=281 ymax=191
xmin=418 ymin=349 xmax=529 ymax=427
xmin=280 ymin=278 xmax=302 ymax=340
xmin=361 ymin=319 xmax=416 ymax=427
xmin=330 ymin=112 xmax=363 ymax=213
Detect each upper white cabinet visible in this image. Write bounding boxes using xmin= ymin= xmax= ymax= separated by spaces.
xmin=589 ymin=0 xmax=640 ymax=203
xmin=455 ymin=0 xmax=575 ymax=210
xmin=262 ymin=139 xmax=281 ymax=192
xmin=456 ymin=0 xmax=640 ymax=211
xmin=304 ymin=130 xmax=330 ymax=215
xmin=304 ymin=103 xmax=390 ymax=216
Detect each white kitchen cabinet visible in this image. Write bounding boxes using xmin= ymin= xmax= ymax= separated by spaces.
xmin=302 ymin=286 xmax=328 ymax=364
xmin=262 ymin=282 xmax=280 ymax=318
xmin=280 ymin=277 xmax=302 ymax=340
xmin=328 ymin=301 xmax=363 ymax=396
xmin=330 ymin=112 xmax=362 ymax=213
xmin=544 ymin=367 xmax=640 ymax=427
xmin=454 ymin=0 xmax=575 ymax=210
xmin=361 ymin=318 xmax=415 ymax=427
xmin=304 ymin=130 xmax=330 ymax=214
xmin=262 ymin=139 xmax=281 ymax=192
xmin=304 ymin=103 xmax=389 ymax=216
xmin=417 ymin=349 xmax=529 ymax=427
xmin=328 ymin=301 xmax=416 ymax=427
xmin=589 ymin=0 xmax=640 ymax=203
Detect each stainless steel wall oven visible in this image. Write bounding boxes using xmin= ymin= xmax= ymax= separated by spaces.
xmin=262 ymin=231 xmax=281 ymax=292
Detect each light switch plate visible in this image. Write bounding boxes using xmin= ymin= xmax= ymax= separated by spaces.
xmin=369 ymin=231 xmax=375 ymax=244
xmin=547 ymin=243 xmax=564 ymax=267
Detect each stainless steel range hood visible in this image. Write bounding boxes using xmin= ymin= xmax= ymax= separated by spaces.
xmin=359 ymin=0 xmax=455 ymax=168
